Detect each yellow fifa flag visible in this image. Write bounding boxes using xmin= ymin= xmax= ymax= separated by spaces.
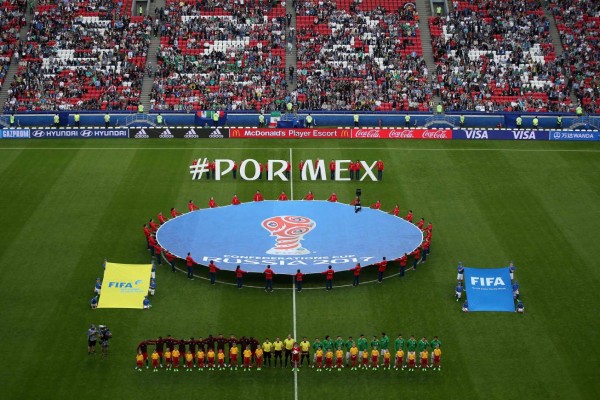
xmin=97 ymin=262 xmax=152 ymax=309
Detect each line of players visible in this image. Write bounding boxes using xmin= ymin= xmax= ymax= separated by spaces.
xmin=455 ymin=261 xmax=524 ymax=313
xmin=135 ymin=333 xmax=442 ymax=372
xmin=141 ymin=196 xmax=434 ymax=285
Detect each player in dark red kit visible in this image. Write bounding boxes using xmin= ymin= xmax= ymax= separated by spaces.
xmin=417 ymin=218 xmax=425 ymax=230
xmin=349 ymin=161 xmax=355 ymax=180
xmin=155 ymin=336 xmax=165 ymax=367
xmin=158 ymin=212 xmax=167 ymax=225
xmin=205 ymin=334 xmax=216 ymax=353
xmin=328 ymin=192 xmax=338 ymax=202
xmin=253 ymin=190 xmax=264 ymax=202
xmin=405 ymin=210 xmax=413 ymax=222
xmin=391 ymin=204 xmax=400 ymax=216
xmin=137 ymin=340 xmax=149 ymax=368
xmin=285 ymin=161 xmax=291 ymax=180
xmin=258 ymin=162 xmax=264 ymax=180
xmin=178 ymin=339 xmax=187 ymax=364
xmin=185 ymin=252 xmax=197 ymax=280
xmin=232 ymin=161 xmax=238 ymax=179
xmin=171 ymin=207 xmax=182 ymax=218
xmin=187 ymin=337 xmax=197 ymax=363
xmin=377 ymin=257 xmax=387 ymax=283
xmin=231 ymin=194 xmax=241 ymax=205
xmin=249 ymin=337 xmax=260 ymax=362
xmin=188 ymin=200 xmax=199 ymax=212
xmin=208 ymin=197 xmax=217 ymax=208
xmin=303 ymin=191 xmax=314 ymax=200
xmin=216 ymin=334 xmax=228 ymax=359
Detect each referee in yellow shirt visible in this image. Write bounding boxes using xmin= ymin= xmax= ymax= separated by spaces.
xmin=262 ymin=338 xmax=273 ymax=368
xmin=283 ymin=334 xmax=295 ymax=368
xmin=300 ymin=337 xmax=311 ymax=366
xmin=273 ymin=337 xmax=284 ymax=367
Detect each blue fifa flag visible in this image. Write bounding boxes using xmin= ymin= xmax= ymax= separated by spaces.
xmin=463 ymin=267 xmax=515 ymax=312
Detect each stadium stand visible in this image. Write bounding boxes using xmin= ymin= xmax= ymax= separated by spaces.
xmin=428 ymin=0 xmax=572 ymax=112
xmin=549 ymin=0 xmax=600 ymax=114
xmin=4 ymin=0 xmax=150 ymax=112
xmin=151 ymin=0 xmax=287 ymax=111
xmin=0 ymin=0 xmax=25 ymax=89
xmin=295 ymin=0 xmax=432 ymax=111
xmin=0 ymin=0 xmax=597 ymax=116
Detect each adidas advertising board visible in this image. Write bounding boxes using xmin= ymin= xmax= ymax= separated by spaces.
xmin=129 ymin=127 xmax=229 ymax=139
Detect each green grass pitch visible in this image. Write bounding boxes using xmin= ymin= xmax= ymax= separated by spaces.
xmin=0 ymin=139 xmax=598 ymax=399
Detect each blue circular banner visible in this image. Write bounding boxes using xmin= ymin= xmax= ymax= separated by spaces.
xmin=156 ymin=201 xmax=423 ymax=275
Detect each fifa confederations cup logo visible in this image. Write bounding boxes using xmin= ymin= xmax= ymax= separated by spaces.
xmin=261 ymin=216 xmax=316 ymax=255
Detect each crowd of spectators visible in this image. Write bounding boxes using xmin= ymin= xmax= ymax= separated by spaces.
xmin=0 ymin=0 xmax=26 ymax=88
xmin=149 ymin=0 xmax=288 ymax=111
xmin=429 ymin=0 xmax=572 ymax=112
xmin=296 ymin=0 xmax=431 ymax=111
xmin=0 ymin=0 xmax=598 ymax=114
xmin=549 ymin=0 xmax=600 ymax=113
xmin=4 ymin=0 xmax=151 ymax=112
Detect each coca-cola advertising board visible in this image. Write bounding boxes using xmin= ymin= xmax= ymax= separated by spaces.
xmin=351 ymin=129 xmax=452 ymax=139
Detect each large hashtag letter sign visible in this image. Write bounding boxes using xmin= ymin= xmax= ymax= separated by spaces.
xmin=189 ymin=158 xmax=209 ymax=180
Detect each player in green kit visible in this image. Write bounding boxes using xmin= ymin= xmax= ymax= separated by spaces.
xmin=429 ymin=336 xmax=441 ymax=365
xmin=357 ymin=334 xmax=368 ymax=359
xmin=407 ymin=335 xmax=417 ymax=352
xmin=417 ymin=337 xmax=429 ymax=354
xmin=322 ymin=336 xmax=334 ymax=355
xmin=394 ymin=334 xmax=405 ymax=353
xmin=380 ymin=333 xmax=390 ymax=357
xmin=334 ymin=336 xmax=344 ymax=354
xmin=344 ymin=336 xmax=355 ymax=365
